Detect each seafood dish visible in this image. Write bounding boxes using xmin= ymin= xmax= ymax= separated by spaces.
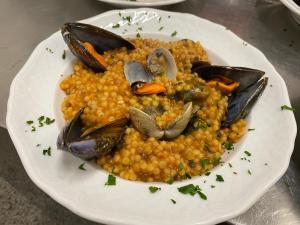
xmin=57 ymin=22 xmax=268 ymax=182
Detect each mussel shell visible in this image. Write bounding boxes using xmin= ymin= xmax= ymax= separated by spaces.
xmin=192 ymin=65 xmax=265 ymax=92
xmin=61 ymin=23 xmax=135 ymax=72
xmin=222 ymin=77 xmax=268 ymax=127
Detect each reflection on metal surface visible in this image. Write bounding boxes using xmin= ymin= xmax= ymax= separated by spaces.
xmin=0 ymin=0 xmax=299 ymax=224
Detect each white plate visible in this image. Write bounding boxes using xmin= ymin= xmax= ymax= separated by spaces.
xmin=280 ymin=0 xmax=300 ymax=23
xmin=97 ymin=0 xmax=186 ymax=7
xmin=6 ymin=8 xmax=297 ymax=225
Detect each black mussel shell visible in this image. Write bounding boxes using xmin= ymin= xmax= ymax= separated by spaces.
xmin=192 ymin=65 xmax=265 ymax=92
xmin=222 ymin=77 xmax=268 ymax=127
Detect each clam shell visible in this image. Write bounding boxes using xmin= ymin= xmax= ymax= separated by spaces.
xmin=124 ymin=61 xmax=153 ymax=86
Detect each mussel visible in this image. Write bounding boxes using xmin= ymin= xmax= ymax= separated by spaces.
xmin=124 ymin=48 xmax=177 ymax=95
xmin=129 ymin=102 xmax=193 ymax=139
xmin=57 ymin=108 xmax=128 ymax=159
xmin=61 ymin=22 xmax=135 ymax=72
xmin=192 ymin=61 xmax=268 ymax=127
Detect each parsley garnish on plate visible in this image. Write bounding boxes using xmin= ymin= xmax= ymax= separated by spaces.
xmin=244 ymin=151 xmax=251 ymax=157
xmin=248 ymin=128 xmax=255 ymax=131
xmin=178 ymin=162 xmax=184 ymax=171
xmin=167 ymin=177 xmax=174 ymax=185
xmin=248 ymin=169 xmax=252 ymax=175
xmin=62 ymin=50 xmax=66 ymax=59
xmin=170 ymin=199 xmax=176 ymax=204
xmin=205 ymin=172 xmax=211 ymax=176
xmin=158 ymin=17 xmax=162 ymax=22
xmin=216 ymin=174 xmax=224 ymax=182
xmin=136 ymin=33 xmax=141 ymax=38
xmin=171 ymin=31 xmax=177 ymax=37
xmin=45 ymin=117 xmax=55 ymax=125
xmin=281 ymin=105 xmax=295 ymax=111
xmin=31 ymin=126 xmax=36 ymax=132
xmin=149 ymin=186 xmax=161 ymax=193
xmin=200 ymin=159 xmax=209 ymax=168
xmin=43 ymin=147 xmax=51 ymax=156
xmin=158 ymin=26 xmax=164 ymax=31
xmin=112 ymin=23 xmax=120 ymax=28
xmin=177 ymin=184 xmax=207 ymax=200
xmin=228 ymin=163 xmax=233 ymax=168
xmin=26 ymin=120 xmax=34 ymax=125
xmin=105 ymin=174 xmax=116 ymax=186
xmin=79 ymin=163 xmax=86 ymax=171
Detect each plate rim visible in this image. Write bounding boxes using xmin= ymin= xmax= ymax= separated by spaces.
xmin=6 ymin=8 xmax=297 ymax=225
xmin=96 ymin=0 xmax=186 ymax=7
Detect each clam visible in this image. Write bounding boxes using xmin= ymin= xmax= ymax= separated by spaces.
xmin=192 ymin=62 xmax=268 ymax=127
xmin=129 ymin=102 xmax=193 ymax=139
xmin=57 ymin=108 xmax=128 ymax=159
xmin=124 ymin=48 xmax=177 ymax=95
xmin=61 ymin=22 xmax=135 ymax=72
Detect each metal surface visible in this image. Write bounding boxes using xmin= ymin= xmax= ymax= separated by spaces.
xmin=0 ymin=0 xmax=299 ymax=224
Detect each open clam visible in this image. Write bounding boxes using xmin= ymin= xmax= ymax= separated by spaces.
xmin=124 ymin=48 xmax=177 ymax=95
xmin=61 ymin=22 xmax=135 ymax=72
xmin=192 ymin=62 xmax=268 ymax=127
xmin=57 ymin=108 xmax=128 ymax=159
xmin=129 ymin=102 xmax=193 ymax=139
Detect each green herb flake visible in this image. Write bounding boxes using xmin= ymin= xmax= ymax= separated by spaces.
xmin=136 ymin=33 xmax=141 ymax=38
xmin=228 ymin=163 xmax=233 ymax=168
xmin=112 ymin=23 xmax=120 ymax=28
xmin=168 ymin=15 xmax=171 ymax=18
xmin=45 ymin=117 xmax=55 ymax=125
xmin=223 ymin=142 xmax=234 ymax=151
xmin=248 ymin=169 xmax=252 ymax=175
xmin=198 ymin=191 xmax=207 ymax=200
xmin=36 ymin=144 xmax=41 ymax=147
xmin=188 ymin=160 xmax=195 ymax=168
xmin=248 ymin=128 xmax=255 ymax=131
xmin=43 ymin=147 xmax=51 ymax=156
xmin=212 ymin=157 xmax=221 ymax=166
xmin=178 ymin=162 xmax=184 ymax=171
xmin=62 ymin=50 xmax=66 ymax=59
xmin=171 ymin=199 xmax=176 ymax=204
xmin=216 ymin=174 xmax=224 ymax=182
xmin=281 ymin=105 xmax=295 ymax=111
xmin=171 ymin=31 xmax=177 ymax=37
xmin=200 ymin=159 xmax=209 ymax=168
xmin=26 ymin=120 xmax=34 ymax=125
xmin=149 ymin=186 xmax=161 ymax=193
xmin=204 ymin=172 xmax=211 ymax=176
xmin=211 ymin=185 xmax=215 ymax=188
xmin=46 ymin=47 xmax=54 ymax=54
xmin=137 ymin=27 xmax=143 ymax=31
xmin=185 ymin=173 xmax=192 ymax=179
xmin=158 ymin=26 xmax=164 ymax=31
xmin=167 ymin=177 xmax=174 ymax=185
xmin=178 ymin=184 xmax=200 ymax=196
xmin=233 ymin=171 xmax=237 ymax=175
xmin=118 ymin=12 xmax=122 ymax=17
xmin=264 ymin=163 xmax=268 ymax=166
xmin=79 ymin=163 xmax=86 ymax=171
xmin=105 ymin=174 xmax=116 ymax=186
xmin=244 ymin=151 xmax=252 ymax=157
xmin=31 ymin=126 xmax=36 ymax=132
xmin=158 ymin=16 xmax=162 ymax=22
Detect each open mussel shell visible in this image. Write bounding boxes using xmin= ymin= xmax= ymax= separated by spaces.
xmin=129 ymin=102 xmax=193 ymax=139
xmin=147 ymin=48 xmax=177 ymax=80
xmin=192 ymin=65 xmax=265 ymax=92
xmin=57 ymin=108 xmax=128 ymax=159
xmin=61 ymin=22 xmax=135 ymax=72
xmin=222 ymin=77 xmax=268 ymax=127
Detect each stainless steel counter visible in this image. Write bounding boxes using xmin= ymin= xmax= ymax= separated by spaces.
xmin=0 ymin=0 xmax=299 ymax=224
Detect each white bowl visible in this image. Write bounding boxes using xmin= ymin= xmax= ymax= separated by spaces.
xmin=6 ymin=8 xmax=297 ymax=225
xmin=280 ymin=0 xmax=300 ymax=23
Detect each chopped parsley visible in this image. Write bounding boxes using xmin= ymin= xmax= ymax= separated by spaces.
xmin=79 ymin=163 xmax=86 ymax=170
xmin=43 ymin=147 xmax=51 ymax=156
xmin=248 ymin=169 xmax=252 ymax=175
xmin=45 ymin=117 xmax=55 ymax=125
xmin=105 ymin=174 xmax=116 ymax=186
xmin=264 ymin=163 xmax=268 ymax=166
xmin=123 ymin=16 xmax=132 ymax=23
xmin=112 ymin=23 xmax=120 ymax=28
xmin=228 ymin=163 xmax=233 ymax=168
xmin=178 ymin=162 xmax=184 ymax=171
xmin=46 ymin=47 xmax=53 ymax=53
xmin=185 ymin=173 xmax=192 ymax=179
xmin=171 ymin=31 xmax=177 ymax=37
xmin=26 ymin=120 xmax=34 ymax=125
xmin=178 ymin=184 xmax=207 ymax=200
xmin=188 ymin=160 xmax=195 ymax=168
xmin=136 ymin=33 xmax=141 ymax=38
xmin=200 ymin=159 xmax=209 ymax=168
xmin=137 ymin=27 xmax=143 ymax=31
xmin=158 ymin=26 xmax=164 ymax=31
xmin=205 ymin=172 xmax=211 ymax=176
xmin=223 ymin=142 xmax=234 ymax=151
xmin=233 ymin=171 xmax=238 ymax=174
xmin=36 ymin=144 xmax=41 ymax=147
xmin=167 ymin=177 xmax=174 ymax=185
xmin=212 ymin=158 xmax=221 ymax=166
xmin=158 ymin=17 xmax=162 ymax=22
xmin=118 ymin=12 xmax=122 ymax=17
xmin=149 ymin=186 xmax=161 ymax=193
xmin=211 ymin=185 xmax=215 ymax=188
xmin=281 ymin=105 xmax=295 ymax=111
xmin=62 ymin=50 xmax=66 ymax=59
xmin=216 ymin=174 xmax=224 ymax=182
xmin=31 ymin=126 xmax=36 ymax=132
xmin=244 ymin=151 xmax=252 ymax=157
xmin=170 ymin=199 xmax=176 ymax=204
xmin=248 ymin=128 xmax=255 ymax=131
